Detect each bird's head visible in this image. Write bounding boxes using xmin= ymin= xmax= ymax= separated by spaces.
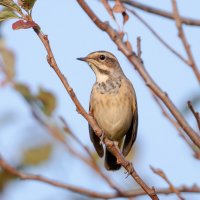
xmin=77 ymin=51 xmax=123 ymax=82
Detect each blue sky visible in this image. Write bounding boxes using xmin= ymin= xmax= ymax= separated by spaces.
xmin=0 ymin=0 xmax=200 ymax=199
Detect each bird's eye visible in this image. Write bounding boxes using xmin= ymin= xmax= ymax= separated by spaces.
xmin=99 ymin=55 xmax=106 ymax=60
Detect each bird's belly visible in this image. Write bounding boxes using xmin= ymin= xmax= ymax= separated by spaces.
xmin=93 ymin=96 xmax=132 ymax=141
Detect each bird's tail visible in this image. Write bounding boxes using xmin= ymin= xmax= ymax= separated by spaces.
xmin=104 ymin=148 xmax=121 ymax=170
xmin=104 ymin=140 xmax=123 ymax=170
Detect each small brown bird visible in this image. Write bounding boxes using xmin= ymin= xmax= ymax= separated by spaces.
xmin=77 ymin=51 xmax=138 ymax=170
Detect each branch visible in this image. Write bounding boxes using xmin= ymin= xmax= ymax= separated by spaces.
xmin=136 ymin=36 xmax=199 ymax=157
xmin=76 ymin=0 xmax=200 ymax=150
xmin=31 ymin=21 xmax=158 ymax=200
xmin=127 ymin=8 xmax=188 ymax=66
xmin=0 ymin=156 xmax=200 ymax=199
xmin=136 ymin=37 xmax=142 ymax=59
xmin=31 ymin=107 xmax=123 ymax=194
xmin=151 ymin=166 xmax=184 ymax=200
xmin=172 ymin=0 xmax=200 ymax=83
xmin=188 ymin=101 xmax=200 ymax=131
xmin=0 ymin=156 xmax=108 ymax=199
xmin=153 ymin=96 xmax=200 ymax=159
xmin=116 ymin=0 xmax=200 ymax=26
xmin=59 ymin=117 xmax=124 ymax=194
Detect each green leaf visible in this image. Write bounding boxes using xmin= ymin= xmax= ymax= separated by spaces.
xmin=22 ymin=144 xmax=52 ymax=165
xmin=0 ymin=39 xmax=15 ymax=80
xmin=14 ymin=82 xmax=33 ymax=101
xmin=18 ymin=0 xmax=37 ymax=11
xmin=0 ymin=8 xmax=19 ymax=22
xmin=36 ymin=88 xmax=57 ymax=116
xmin=0 ymin=0 xmax=22 ymax=15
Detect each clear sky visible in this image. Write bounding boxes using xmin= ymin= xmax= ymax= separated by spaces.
xmin=0 ymin=0 xmax=200 ymax=200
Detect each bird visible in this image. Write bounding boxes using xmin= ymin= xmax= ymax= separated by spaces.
xmin=77 ymin=51 xmax=138 ymax=170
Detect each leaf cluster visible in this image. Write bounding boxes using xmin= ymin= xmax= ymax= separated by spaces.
xmin=0 ymin=0 xmax=37 ymax=26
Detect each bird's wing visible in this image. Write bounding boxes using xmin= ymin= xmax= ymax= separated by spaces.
xmin=122 ymin=98 xmax=138 ymax=157
xmin=89 ymin=104 xmax=104 ymax=157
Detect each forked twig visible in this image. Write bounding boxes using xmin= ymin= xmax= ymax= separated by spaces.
xmin=151 ymin=166 xmax=184 ymax=200
xmin=188 ymin=101 xmax=200 ymax=131
xmin=0 ymin=156 xmax=200 ymax=198
xmin=117 ymin=0 xmax=200 ymax=26
xmin=172 ymin=0 xmax=200 ymax=83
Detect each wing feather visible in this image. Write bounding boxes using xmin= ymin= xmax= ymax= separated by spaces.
xmin=122 ymin=99 xmax=138 ymax=157
xmin=89 ymin=104 xmax=104 ymax=157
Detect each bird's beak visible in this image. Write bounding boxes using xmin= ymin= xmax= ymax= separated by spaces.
xmin=77 ymin=57 xmax=87 ymax=62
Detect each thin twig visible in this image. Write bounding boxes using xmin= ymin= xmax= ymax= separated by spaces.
xmin=136 ymin=37 xmax=141 ymax=59
xmin=100 ymin=0 xmax=121 ymax=32
xmin=59 ymin=116 xmax=124 ymax=194
xmin=31 ymin=107 xmax=123 ymax=194
xmin=0 ymin=156 xmax=200 ymax=199
xmin=76 ymin=0 xmax=200 ymax=152
xmin=151 ymin=166 xmax=185 ymax=200
xmin=188 ymin=101 xmax=200 ymax=131
xmin=153 ymin=96 xmax=200 ymax=160
xmin=127 ymin=8 xmax=189 ymax=65
xmin=114 ymin=0 xmax=200 ymax=26
xmin=172 ymin=0 xmax=200 ymax=83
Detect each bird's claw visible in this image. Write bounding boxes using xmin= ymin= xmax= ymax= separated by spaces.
xmin=100 ymin=131 xmax=105 ymax=145
xmin=89 ymin=111 xmax=93 ymax=116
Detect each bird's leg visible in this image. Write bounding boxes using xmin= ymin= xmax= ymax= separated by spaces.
xmin=100 ymin=130 xmax=105 ymax=145
xmin=113 ymin=141 xmax=119 ymax=149
xmin=89 ymin=111 xmax=93 ymax=117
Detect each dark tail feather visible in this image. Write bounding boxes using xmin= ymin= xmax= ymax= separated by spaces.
xmin=104 ymin=149 xmax=121 ymax=170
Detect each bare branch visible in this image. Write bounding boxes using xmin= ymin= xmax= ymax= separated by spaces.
xmin=0 ymin=156 xmax=118 ymax=199
xmin=130 ymin=5 xmax=197 ymax=150
xmin=188 ymin=101 xmax=200 ymax=131
xmin=127 ymin=8 xmax=189 ymax=65
xmin=116 ymin=0 xmax=200 ymax=26
xmin=151 ymin=166 xmax=184 ymax=200
xmin=59 ymin=117 xmax=124 ymax=194
xmin=153 ymin=96 xmax=200 ymax=159
xmin=100 ymin=0 xmax=121 ymax=32
xmin=136 ymin=37 xmax=141 ymax=59
xmin=0 ymin=156 xmax=200 ymax=199
xmin=32 ymin=107 xmax=123 ymax=194
xmin=172 ymin=0 xmax=200 ymax=83
xmin=76 ymin=0 xmax=200 ymax=150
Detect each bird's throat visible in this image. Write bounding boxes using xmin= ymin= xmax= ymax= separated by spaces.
xmin=96 ymin=73 xmax=109 ymax=83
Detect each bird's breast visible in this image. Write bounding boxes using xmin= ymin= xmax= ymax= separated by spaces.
xmin=90 ymin=79 xmax=134 ymax=140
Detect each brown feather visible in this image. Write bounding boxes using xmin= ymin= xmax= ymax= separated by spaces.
xmin=104 ymin=139 xmax=123 ymax=170
xmin=104 ymin=148 xmax=121 ymax=170
xmin=122 ymin=100 xmax=138 ymax=157
xmin=89 ymin=105 xmax=104 ymax=157
xmin=80 ymin=51 xmax=138 ymax=171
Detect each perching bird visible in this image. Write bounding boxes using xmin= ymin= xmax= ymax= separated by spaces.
xmin=77 ymin=51 xmax=138 ymax=170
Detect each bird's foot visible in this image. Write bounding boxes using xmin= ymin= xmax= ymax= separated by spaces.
xmin=88 ymin=111 xmax=93 ymax=117
xmin=100 ymin=131 xmax=105 ymax=145
xmin=113 ymin=141 xmax=119 ymax=148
